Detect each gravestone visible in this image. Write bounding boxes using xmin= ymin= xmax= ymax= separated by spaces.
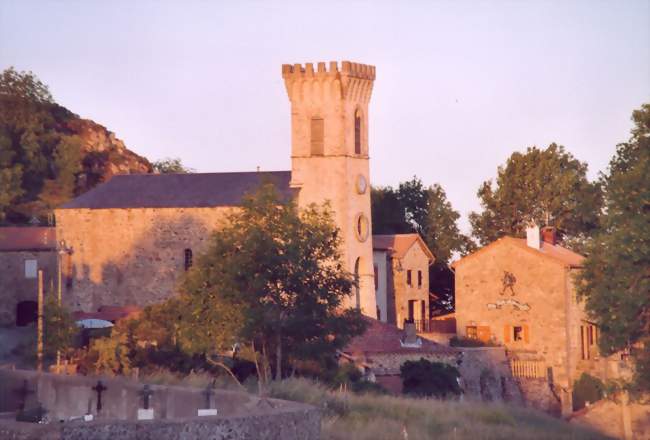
xmin=137 ymin=384 xmax=154 ymax=420
xmin=198 ymin=382 xmax=218 ymax=417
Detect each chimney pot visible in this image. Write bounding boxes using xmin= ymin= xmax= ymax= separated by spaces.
xmin=541 ymin=226 xmax=557 ymax=246
xmin=526 ymin=224 xmax=541 ymax=249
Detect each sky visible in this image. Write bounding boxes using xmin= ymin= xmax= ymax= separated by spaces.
xmin=1 ymin=0 xmax=648 ymax=233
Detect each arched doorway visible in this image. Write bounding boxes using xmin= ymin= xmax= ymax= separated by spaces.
xmin=16 ymin=301 xmax=37 ymax=327
xmin=354 ymin=257 xmax=361 ymax=310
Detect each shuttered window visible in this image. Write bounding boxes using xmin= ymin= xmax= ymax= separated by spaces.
xmin=310 ymin=117 xmax=324 ymax=156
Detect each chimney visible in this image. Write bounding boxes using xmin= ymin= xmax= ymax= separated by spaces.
xmin=541 ymin=226 xmax=557 ymax=246
xmin=526 ymin=224 xmax=541 ymax=249
xmin=403 ymin=322 xmax=418 ymax=345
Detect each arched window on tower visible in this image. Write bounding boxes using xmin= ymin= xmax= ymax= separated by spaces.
xmin=310 ymin=117 xmax=324 ymax=156
xmin=354 ymin=110 xmax=362 ymax=155
xmin=354 ymin=257 xmax=361 ymax=310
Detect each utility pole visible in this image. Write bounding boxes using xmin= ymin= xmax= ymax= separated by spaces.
xmin=37 ymin=270 xmax=44 ymax=372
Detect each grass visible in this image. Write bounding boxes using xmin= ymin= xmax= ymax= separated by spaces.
xmin=266 ymin=378 xmax=612 ymax=440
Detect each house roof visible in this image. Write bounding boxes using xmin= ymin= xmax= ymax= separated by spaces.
xmin=59 ymin=171 xmax=294 ymax=209
xmin=451 ymin=236 xmax=584 ymax=269
xmin=344 ymin=317 xmax=457 ymax=356
xmin=0 ymin=227 xmax=57 ymax=251
xmin=372 ymin=233 xmax=435 ymax=263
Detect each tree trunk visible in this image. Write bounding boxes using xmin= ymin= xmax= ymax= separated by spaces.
xmin=205 ymin=355 xmax=245 ymax=391
xmin=275 ymin=331 xmax=282 ymax=381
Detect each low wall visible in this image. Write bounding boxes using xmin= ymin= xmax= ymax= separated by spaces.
xmin=0 ymin=368 xmax=320 ymax=440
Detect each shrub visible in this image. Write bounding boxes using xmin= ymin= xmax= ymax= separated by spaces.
xmin=400 ymin=358 xmax=461 ymax=398
xmin=449 ymin=336 xmax=498 ymax=347
xmin=572 ymin=373 xmax=605 ymax=410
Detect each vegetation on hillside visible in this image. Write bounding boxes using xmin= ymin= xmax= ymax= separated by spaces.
xmin=0 ymin=67 xmax=152 ymax=224
xmin=577 ymin=104 xmax=650 ymax=395
xmin=469 ymin=143 xmax=602 ymax=251
xmin=267 ymin=378 xmax=610 ymax=440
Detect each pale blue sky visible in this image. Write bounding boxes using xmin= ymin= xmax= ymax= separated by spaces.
xmin=1 ymin=0 xmax=648 ymax=232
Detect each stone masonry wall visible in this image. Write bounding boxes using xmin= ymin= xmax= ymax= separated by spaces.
xmin=0 ymin=251 xmax=57 ymax=326
xmin=55 ymin=207 xmax=234 ymax=312
xmin=393 ymin=243 xmax=430 ymax=328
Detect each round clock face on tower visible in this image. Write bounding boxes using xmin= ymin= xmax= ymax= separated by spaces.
xmin=356 ymin=175 xmax=368 ymax=195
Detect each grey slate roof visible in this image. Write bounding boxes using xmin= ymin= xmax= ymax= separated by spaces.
xmin=59 ymin=171 xmax=294 ymax=209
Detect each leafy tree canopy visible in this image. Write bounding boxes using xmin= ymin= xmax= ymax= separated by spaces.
xmin=152 ymin=157 xmax=194 ymax=174
xmin=178 ymin=183 xmax=367 ymax=380
xmin=469 ymin=143 xmax=602 ymax=249
xmin=577 ymin=104 xmax=650 ymax=393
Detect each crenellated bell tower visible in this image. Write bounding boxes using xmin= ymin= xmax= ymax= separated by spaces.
xmin=282 ymin=61 xmax=377 ymax=316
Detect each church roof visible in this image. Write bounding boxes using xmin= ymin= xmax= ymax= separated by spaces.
xmin=59 ymin=171 xmax=294 ymax=209
xmin=372 ymin=233 xmax=435 ymax=263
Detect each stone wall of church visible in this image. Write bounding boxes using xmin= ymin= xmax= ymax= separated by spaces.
xmin=0 ymin=251 xmax=57 ymax=326
xmin=54 ymin=207 xmax=234 ymax=312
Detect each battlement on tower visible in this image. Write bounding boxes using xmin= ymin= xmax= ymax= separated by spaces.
xmin=282 ymin=61 xmax=375 ymax=80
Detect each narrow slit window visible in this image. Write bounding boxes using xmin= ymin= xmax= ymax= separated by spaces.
xmin=354 ymin=111 xmax=361 ymax=155
xmin=184 ymin=249 xmax=193 ymax=271
xmin=406 ymin=269 xmax=412 ymax=286
xmin=417 ymin=270 xmax=422 ymax=288
xmin=310 ymin=117 xmax=324 ymax=156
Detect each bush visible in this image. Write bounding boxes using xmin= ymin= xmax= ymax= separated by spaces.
xmin=449 ymin=336 xmax=498 ymax=347
xmin=573 ymin=373 xmax=605 ymax=410
xmin=400 ymin=358 xmax=461 ymax=398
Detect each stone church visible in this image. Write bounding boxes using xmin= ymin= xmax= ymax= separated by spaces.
xmin=55 ymin=61 xmax=378 ymax=317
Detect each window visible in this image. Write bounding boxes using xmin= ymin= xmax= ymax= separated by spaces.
xmin=513 ymin=326 xmax=524 ymax=341
xmin=376 ymin=306 xmax=381 ymax=321
xmin=310 ymin=117 xmax=324 ymax=155
xmin=406 ymin=270 xmax=412 ymax=286
xmin=417 ymin=270 xmax=422 ymax=288
xmin=581 ymin=322 xmax=598 ymax=360
xmin=466 ymin=326 xmax=478 ymax=339
xmin=184 ymin=249 xmax=193 ymax=271
xmin=24 ymin=260 xmax=37 ymax=279
xmin=373 ymin=264 xmax=378 ymax=290
xmin=354 ymin=110 xmax=361 ymax=155
xmin=355 ymin=213 xmax=369 ymax=242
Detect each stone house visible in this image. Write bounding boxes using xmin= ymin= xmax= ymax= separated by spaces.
xmin=372 ymin=234 xmax=434 ymax=328
xmin=341 ymin=317 xmax=459 ymax=393
xmin=0 ymin=227 xmax=57 ymax=326
xmin=55 ymin=61 xmax=379 ymax=317
xmin=453 ymin=225 xmax=602 ymax=415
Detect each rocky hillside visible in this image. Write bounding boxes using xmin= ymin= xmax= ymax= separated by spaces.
xmin=0 ymin=67 xmax=153 ymax=224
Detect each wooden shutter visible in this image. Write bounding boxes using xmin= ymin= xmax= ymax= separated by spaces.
xmin=504 ymin=325 xmax=511 ymax=343
xmin=310 ymin=118 xmax=324 ymax=155
xmin=523 ymin=325 xmax=530 ymax=343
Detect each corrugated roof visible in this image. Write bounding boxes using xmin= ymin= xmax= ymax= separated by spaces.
xmin=0 ymin=227 xmax=56 ymax=251
xmin=373 ymin=233 xmax=435 ymax=262
xmin=59 ymin=171 xmax=294 ymax=209
xmin=452 ymin=236 xmax=584 ymax=268
xmin=344 ymin=317 xmax=457 ymax=356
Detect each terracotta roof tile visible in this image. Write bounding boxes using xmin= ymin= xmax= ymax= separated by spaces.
xmin=0 ymin=227 xmax=56 ymax=251
xmin=59 ymin=171 xmax=294 ymax=209
xmin=344 ymin=317 xmax=457 ymax=356
xmin=372 ymin=233 xmax=435 ymax=262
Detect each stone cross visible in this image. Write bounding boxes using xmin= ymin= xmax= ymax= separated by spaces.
xmin=139 ymin=384 xmax=154 ymax=409
xmin=202 ymin=382 xmax=215 ymax=409
xmin=92 ymin=381 xmax=107 ymax=413
xmin=13 ymin=380 xmax=34 ymax=411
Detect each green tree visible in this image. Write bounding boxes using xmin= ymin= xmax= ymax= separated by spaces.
xmin=43 ymin=294 xmax=78 ymax=360
xmin=178 ymin=183 xmax=367 ymax=382
xmin=577 ymin=104 xmax=650 ymax=393
xmin=400 ymin=358 xmax=461 ymax=398
xmin=469 ymin=144 xmax=602 ymax=249
xmin=152 ymin=157 xmax=193 ymax=174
